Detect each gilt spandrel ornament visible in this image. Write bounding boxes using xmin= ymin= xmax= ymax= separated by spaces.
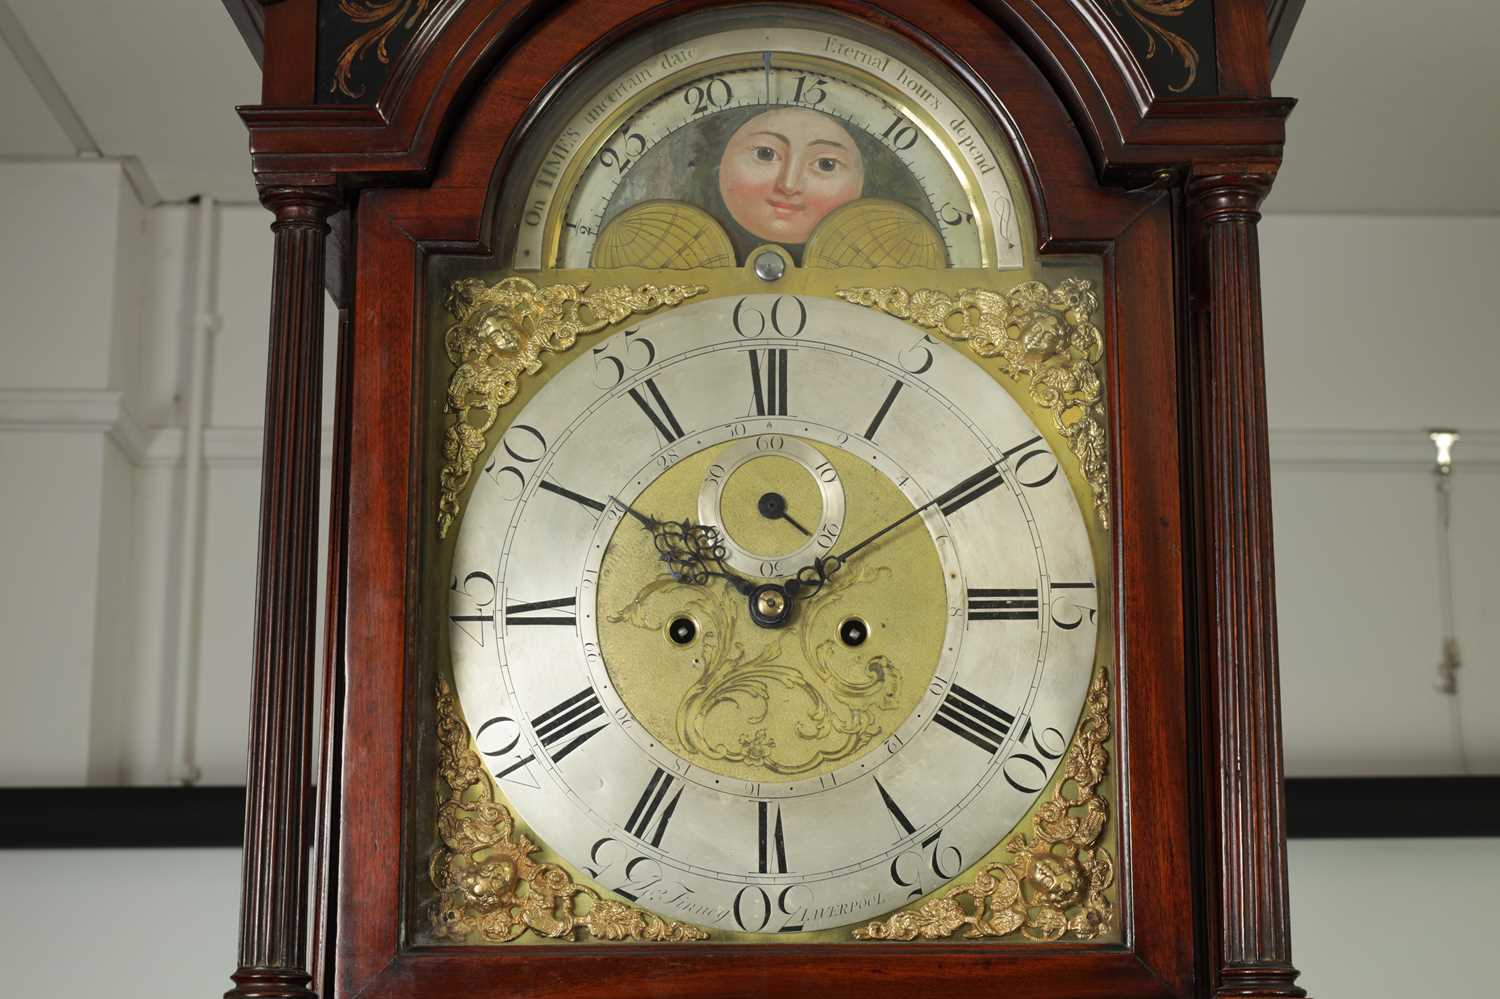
xmin=439 ymin=276 xmax=707 ymax=537
xmin=430 ymin=677 xmax=710 ymax=943
xmin=837 ymin=280 xmax=1110 ymax=528
xmin=853 ymin=668 xmax=1114 ymax=942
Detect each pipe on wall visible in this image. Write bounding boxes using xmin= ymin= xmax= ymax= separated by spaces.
xmin=167 ymin=194 xmax=220 ymax=785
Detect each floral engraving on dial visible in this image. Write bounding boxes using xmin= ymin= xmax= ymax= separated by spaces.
xmin=438 ymin=276 xmax=707 ymax=537
xmin=429 ymin=677 xmax=709 ymax=943
xmin=607 ymin=561 xmax=902 ymax=776
xmin=836 ymin=280 xmax=1110 ymax=527
xmin=852 ymin=667 xmax=1114 ymax=942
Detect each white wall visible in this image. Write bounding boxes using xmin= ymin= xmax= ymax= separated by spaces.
xmin=1 ymin=165 xmax=1494 ymax=996
xmin=0 ymin=161 xmax=144 ymax=784
xmin=0 ymin=847 xmax=241 ymax=998
xmin=1288 ymin=837 xmax=1499 ymax=997
xmin=0 ymin=160 xmax=335 ymax=787
xmin=1262 ymin=216 xmax=1500 ymax=776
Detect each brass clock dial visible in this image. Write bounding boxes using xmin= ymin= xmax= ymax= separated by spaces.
xmin=429 ymin=4 xmax=1113 ymax=945
xmin=447 ymin=296 xmax=1101 ymax=935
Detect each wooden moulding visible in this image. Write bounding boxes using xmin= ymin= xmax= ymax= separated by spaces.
xmin=226 ymin=183 xmax=341 ymax=999
xmin=1185 ymin=167 xmax=1306 ymax=999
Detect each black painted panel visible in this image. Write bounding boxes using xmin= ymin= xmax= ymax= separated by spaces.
xmin=317 ymin=0 xmax=434 ymax=105
xmin=1101 ymin=0 xmax=1219 ymax=98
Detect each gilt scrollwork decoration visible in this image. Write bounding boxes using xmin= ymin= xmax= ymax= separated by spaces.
xmin=439 ymin=276 xmax=707 ymax=537
xmin=328 ymin=0 xmax=431 ymax=100
xmin=1109 ymin=0 xmax=1202 ymax=93
xmin=608 ymin=561 xmax=903 ymax=775
xmin=837 ymin=279 xmax=1110 ymax=528
xmin=853 ymin=667 xmax=1114 ymax=942
xmin=429 ymin=677 xmax=709 ymax=943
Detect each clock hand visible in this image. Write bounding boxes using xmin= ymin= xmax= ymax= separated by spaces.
xmin=836 ymin=461 xmax=999 ymax=563
xmin=610 ymin=496 xmax=757 ymax=595
xmin=756 ymin=491 xmax=811 ymax=537
xmin=780 ymin=510 xmax=813 ymax=536
xmin=797 ymin=460 xmax=1002 ymax=594
xmin=608 ymin=495 xmax=658 ymax=530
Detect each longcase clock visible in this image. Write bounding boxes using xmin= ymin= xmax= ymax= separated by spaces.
xmin=229 ymin=2 xmax=1303 ymax=998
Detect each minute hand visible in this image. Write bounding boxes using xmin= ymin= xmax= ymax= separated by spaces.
xmin=830 ymin=462 xmax=1002 ymax=565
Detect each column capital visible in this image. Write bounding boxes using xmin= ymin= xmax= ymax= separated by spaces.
xmin=1187 ymin=165 xmax=1277 ymax=225
xmin=259 ymin=184 xmax=342 ymax=228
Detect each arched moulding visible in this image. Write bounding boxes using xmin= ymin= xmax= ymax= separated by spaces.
xmin=243 ymin=0 xmax=1291 ymax=244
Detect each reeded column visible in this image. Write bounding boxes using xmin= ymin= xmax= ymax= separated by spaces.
xmin=226 ymin=185 xmax=342 ymax=999
xmin=1186 ymin=169 xmax=1305 ymax=999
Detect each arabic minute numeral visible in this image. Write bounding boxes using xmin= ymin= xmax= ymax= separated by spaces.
xmin=475 ymin=715 xmax=539 ymax=787
xmin=481 ymin=423 xmax=547 ymax=500
xmin=732 ymin=295 xmax=807 ymax=338
xmin=583 ymin=839 xmax=674 ymax=904
xmin=732 ymin=884 xmax=811 ymax=934
xmin=591 ymin=327 xmax=656 ymax=388
xmin=449 ymin=570 xmax=497 ymax=646
xmin=1050 ymin=581 xmax=1099 ymax=630
xmin=1001 ymin=434 xmax=1060 ymax=488
xmin=1002 ymin=717 xmax=1069 ymax=794
xmin=898 ymin=333 xmax=938 ymax=375
xmin=880 ymin=114 xmax=919 ymax=151
xmin=888 ymin=828 xmax=963 ymax=899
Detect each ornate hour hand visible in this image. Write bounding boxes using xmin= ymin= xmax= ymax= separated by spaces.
xmin=609 ymin=497 xmax=758 ymax=596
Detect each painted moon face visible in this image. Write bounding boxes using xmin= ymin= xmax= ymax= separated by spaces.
xmin=718 ymin=107 xmax=866 ymax=244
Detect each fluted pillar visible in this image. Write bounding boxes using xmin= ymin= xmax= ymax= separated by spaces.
xmin=1185 ymin=169 xmax=1305 ymax=999
xmin=226 ymin=185 xmax=341 ymax=999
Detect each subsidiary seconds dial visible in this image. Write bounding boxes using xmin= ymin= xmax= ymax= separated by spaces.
xmin=448 ymin=295 xmax=1098 ymax=934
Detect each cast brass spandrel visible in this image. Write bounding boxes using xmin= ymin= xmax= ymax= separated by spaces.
xmin=836 ymin=280 xmax=1110 ymax=528
xmin=853 ymin=667 xmax=1114 ymax=942
xmin=429 ymin=676 xmax=710 ymax=944
xmin=438 ymin=276 xmax=707 ymax=537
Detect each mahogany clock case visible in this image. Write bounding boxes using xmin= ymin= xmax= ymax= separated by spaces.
xmin=235 ymin=2 xmax=1298 ymax=998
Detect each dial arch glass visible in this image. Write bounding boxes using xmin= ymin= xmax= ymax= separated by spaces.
xmin=496 ymin=6 xmax=1033 ymax=272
